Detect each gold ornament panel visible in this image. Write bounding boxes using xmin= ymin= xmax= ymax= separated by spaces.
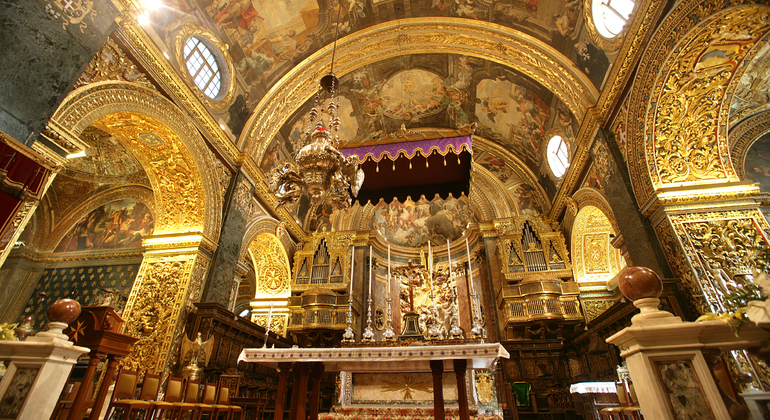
xmin=74 ymin=38 xmax=155 ymax=91
xmin=571 ymin=205 xmax=622 ymax=284
xmin=627 ymin=1 xmax=770 ymax=206
xmin=249 ymin=233 xmax=291 ymax=298
xmin=122 ymin=252 xmax=208 ymax=373
xmin=650 ymin=6 xmax=770 ymax=186
xmin=93 ymin=112 xmax=205 ymax=235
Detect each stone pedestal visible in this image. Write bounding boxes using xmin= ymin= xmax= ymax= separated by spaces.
xmin=607 ymin=267 xmax=770 ymax=419
xmin=0 ymin=321 xmax=89 ymax=420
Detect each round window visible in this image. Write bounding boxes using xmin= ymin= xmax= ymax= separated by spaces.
xmin=591 ymin=0 xmax=635 ymax=38
xmin=183 ymin=37 xmax=222 ymax=99
xmin=547 ymin=135 xmax=570 ymax=178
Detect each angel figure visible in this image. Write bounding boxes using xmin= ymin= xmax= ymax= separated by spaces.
xmin=180 ymin=332 xmax=214 ymax=370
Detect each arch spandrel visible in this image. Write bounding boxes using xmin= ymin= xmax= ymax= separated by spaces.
xmin=243 ymin=18 xmax=598 ymax=162
xmin=50 ymin=82 xmax=223 ymax=242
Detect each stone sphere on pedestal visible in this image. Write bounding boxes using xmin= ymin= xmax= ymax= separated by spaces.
xmin=618 ymin=266 xmax=663 ymax=301
xmin=47 ymin=298 xmax=81 ymax=325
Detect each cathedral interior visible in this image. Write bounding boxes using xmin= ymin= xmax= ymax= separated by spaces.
xmin=1 ymin=0 xmax=770 ymax=419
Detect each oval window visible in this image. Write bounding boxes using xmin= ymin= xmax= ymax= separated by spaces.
xmin=591 ymin=0 xmax=635 ymax=38
xmin=183 ymin=37 xmax=222 ymax=99
xmin=547 ymin=135 xmax=570 ymax=178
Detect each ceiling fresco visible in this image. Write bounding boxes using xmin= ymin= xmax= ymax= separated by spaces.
xmin=730 ymin=42 xmax=770 ymax=126
xmin=261 ymin=53 xmax=578 ymax=198
xmin=144 ymin=0 xmax=614 ymax=141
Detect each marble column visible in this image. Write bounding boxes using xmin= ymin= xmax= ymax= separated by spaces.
xmin=201 ymin=170 xmax=253 ymax=307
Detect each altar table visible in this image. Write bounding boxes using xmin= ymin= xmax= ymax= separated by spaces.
xmin=238 ymin=343 xmax=509 ymax=420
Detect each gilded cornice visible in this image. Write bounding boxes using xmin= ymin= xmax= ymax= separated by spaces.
xmin=593 ymin=0 xmax=667 ymax=118
xmin=114 ymin=16 xmax=240 ymax=164
xmin=730 ymin=110 xmax=770 ymax=179
xmin=0 ymin=130 xmax=62 ymax=172
xmin=244 ymin=18 xmax=598 ymax=161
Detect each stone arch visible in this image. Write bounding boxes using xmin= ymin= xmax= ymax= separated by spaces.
xmin=240 ymin=216 xmax=296 ymax=264
xmin=571 ymin=188 xmax=620 ymax=234
xmin=243 ymin=18 xmax=598 ymax=160
xmin=50 ymin=81 xmax=223 ymax=242
xmin=730 ymin=110 xmax=770 ymax=179
xmin=626 ymin=2 xmax=770 ymax=207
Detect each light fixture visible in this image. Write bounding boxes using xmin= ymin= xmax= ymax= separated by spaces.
xmin=265 ymin=11 xmax=363 ymax=211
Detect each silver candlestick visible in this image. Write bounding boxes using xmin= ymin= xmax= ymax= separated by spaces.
xmin=470 ymin=291 xmax=486 ymax=340
xmin=342 ymin=295 xmax=355 ymax=342
xmin=362 ymin=294 xmax=375 ymax=342
xmin=426 ymin=291 xmax=442 ymax=340
xmin=383 ymin=295 xmax=396 ymax=341
xmin=448 ymin=281 xmax=464 ymax=339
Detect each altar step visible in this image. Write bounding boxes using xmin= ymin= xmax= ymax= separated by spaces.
xmin=320 ymin=406 xmax=501 ymax=420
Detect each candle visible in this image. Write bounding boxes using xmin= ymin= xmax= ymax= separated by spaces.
xmin=369 ymin=245 xmax=373 ymax=296
xmin=349 ymin=245 xmax=354 ymax=295
xmin=466 ymin=237 xmax=475 ymax=296
xmin=266 ymin=302 xmax=273 ymax=329
xmin=388 ymin=244 xmax=391 ymax=297
xmin=428 ymin=241 xmax=433 ymax=291
xmin=447 ymin=239 xmax=452 ymax=279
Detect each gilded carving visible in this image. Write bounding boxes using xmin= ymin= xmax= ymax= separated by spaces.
xmin=43 ymin=0 xmax=97 ymax=32
xmin=582 ymin=299 xmax=616 ymax=323
xmin=475 ymin=371 xmax=495 ymax=404
xmin=234 ymin=177 xmax=252 ymax=212
xmin=249 ymin=233 xmax=291 ymax=298
xmin=627 ymin=1 xmax=770 ymax=205
xmin=122 ymin=256 xmax=196 ymax=373
xmin=51 ymin=82 xmax=223 ymax=243
xmin=730 ymin=111 xmax=770 ymax=178
xmin=75 ymin=38 xmax=155 ymax=91
xmin=92 ymin=112 xmax=205 ymax=236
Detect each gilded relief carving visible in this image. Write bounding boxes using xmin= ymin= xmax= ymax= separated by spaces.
xmin=51 ymin=82 xmax=223 ymax=242
xmin=582 ymin=299 xmax=616 ymax=323
xmin=627 ymin=1 xmax=770 ymax=205
xmin=75 ymin=38 xmax=155 ymax=91
xmin=123 ymin=256 xmax=197 ymax=373
xmin=92 ymin=112 xmax=205 ymax=236
xmin=249 ymin=234 xmax=291 ymax=298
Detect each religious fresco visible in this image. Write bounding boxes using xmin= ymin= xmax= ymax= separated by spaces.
xmin=54 ymin=200 xmax=154 ymax=252
xmin=369 ymin=193 xmax=476 ymax=247
xmin=268 ymin=54 xmax=577 ymax=200
xmin=581 ymin=164 xmax=604 ymax=193
xmin=744 ymin=132 xmax=770 ymax=193
xmin=141 ymin=0 xmax=613 ymax=141
xmin=509 ymin=182 xmax=544 ymax=216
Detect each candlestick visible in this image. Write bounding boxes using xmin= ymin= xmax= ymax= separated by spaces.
xmin=466 ymin=237 xmax=485 ymax=340
xmin=465 ymin=237 xmax=475 ymax=296
xmin=362 ymin=246 xmax=375 ymax=342
xmin=262 ymin=302 xmax=273 ymax=348
xmin=447 ymin=239 xmax=452 ymax=279
xmin=342 ymin=245 xmax=355 ymax=342
xmin=383 ymin=243 xmax=396 ymax=341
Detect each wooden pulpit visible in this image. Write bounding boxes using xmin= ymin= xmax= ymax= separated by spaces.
xmin=63 ymin=306 xmax=137 ymax=420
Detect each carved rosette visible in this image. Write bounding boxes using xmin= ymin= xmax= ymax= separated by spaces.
xmin=122 ymin=254 xmax=206 ymax=373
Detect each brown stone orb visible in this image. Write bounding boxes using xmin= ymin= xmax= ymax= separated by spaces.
xmin=47 ymin=298 xmax=82 ymax=325
xmin=617 ymin=266 xmax=663 ymax=301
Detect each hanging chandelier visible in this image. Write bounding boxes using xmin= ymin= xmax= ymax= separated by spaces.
xmin=265 ymin=17 xmax=363 ymax=211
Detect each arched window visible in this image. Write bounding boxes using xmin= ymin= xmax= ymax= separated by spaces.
xmin=183 ymin=37 xmax=221 ymax=99
xmin=592 ymin=0 xmax=635 ymax=38
xmin=547 ymin=135 xmax=570 ymax=177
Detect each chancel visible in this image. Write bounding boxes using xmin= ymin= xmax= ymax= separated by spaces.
xmin=1 ymin=1 xmax=770 ymax=420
